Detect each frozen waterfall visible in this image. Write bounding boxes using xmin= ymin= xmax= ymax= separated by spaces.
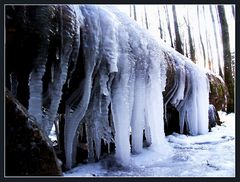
xmin=63 ymin=5 xmax=209 ymax=169
xmin=6 ymin=5 xmax=209 ymax=170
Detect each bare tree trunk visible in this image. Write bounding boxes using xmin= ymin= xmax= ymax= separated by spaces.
xmin=197 ymin=6 xmax=206 ymax=67
xmin=172 ymin=5 xmax=184 ymax=54
xmin=210 ymin=5 xmax=224 ymax=77
xmin=144 ymin=5 xmax=149 ymax=29
xmin=207 ymin=39 xmax=213 ymax=71
xmin=217 ymin=5 xmax=234 ymax=113
xmin=184 ymin=12 xmax=196 ymax=63
xmin=157 ymin=8 xmax=163 ymax=39
xmin=164 ymin=5 xmax=174 ymax=48
xmin=202 ymin=6 xmax=213 ymax=70
xmin=133 ymin=5 xmax=137 ymax=21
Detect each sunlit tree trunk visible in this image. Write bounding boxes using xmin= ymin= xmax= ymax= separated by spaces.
xmin=207 ymin=39 xmax=213 ymax=71
xmin=172 ymin=5 xmax=184 ymax=54
xmin=217 ymin=5 xmax=234 ymax=113
xmin=210 ymin=5 xmax=223 ymax=77
xmin=184 ymin=12 xmax=196 ymax=63
xmin=164 ymin=6 xmax=174 ymax=48
xmin=197 ymin=6 xmax=206 ymax=68
xmin=202 ymin=6 xmax=213 ymax=71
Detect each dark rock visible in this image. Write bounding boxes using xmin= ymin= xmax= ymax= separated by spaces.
xmin=5 ymin=89 xmax=62 ymax=176
xmin=208 ymin=104 xmax=221 ymax=132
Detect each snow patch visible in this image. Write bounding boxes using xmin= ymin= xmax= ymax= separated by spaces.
xmin=64 ymin=112 xmax=235 ymax=177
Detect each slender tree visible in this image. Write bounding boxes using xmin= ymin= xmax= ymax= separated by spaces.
xmin=184 ymin=12 xmax=196 ymax=63
xmin=144 ymin=5 xmax=149 ymax=29
xmin=202 ymin=6 xmax=213 ymax=71
xmin=210 ymin=5 xmax=224 ymax=77
xmin=217 ymin=5 xmax=234 ymax=113
xmin=197 ymin=6 xmax=207 ymax=67
xmin=164 ymin=5 xmax=174 ymax=48
xmin=133 ymin=5 xmax=137 ymax=21
xmin=172 ymin=5 xmax=184 ymax=54
xmin=157 ymin=8 xmax=163 ymax=39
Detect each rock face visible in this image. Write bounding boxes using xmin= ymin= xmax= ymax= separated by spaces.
xmin=5 ymin=89 xmax=62 ymax=176
xmin=207 ymin=72 xmax=228 ymax=111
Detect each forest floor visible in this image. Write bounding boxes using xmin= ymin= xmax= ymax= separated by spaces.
xmin=63 ymin=112 xmax=235 ymax=177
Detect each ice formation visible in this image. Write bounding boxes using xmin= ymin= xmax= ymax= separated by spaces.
xmin=28 ymin=6 xmax=54 ymax=127
xmin=6 ymin=5 xmax=210 ymax=170
xmin=64 ymin=5 xmax=209 ymax=168
xmin=162 ymin=50 xmax=210 ymax=135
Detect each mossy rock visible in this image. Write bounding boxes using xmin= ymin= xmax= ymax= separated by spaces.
xmin=206 ymin=72 xmax=228 ymax=111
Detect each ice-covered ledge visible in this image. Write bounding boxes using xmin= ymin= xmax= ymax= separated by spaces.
xmin=6 ymin=5 xmax=209 ymax=170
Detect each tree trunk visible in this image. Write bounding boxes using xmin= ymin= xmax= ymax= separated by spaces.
xmin=133 ymin=5 xmax=137 ymax=21
xmin=197 ymin=6 xmax=206 ymax=67
xmin=210 ymin=5 xmax=224 ymax=78
xmin=144 ymin=6 xmax=149 ymax=29
xmin=157 ymin=8 xmax=163 ymax=39
xmin=164 ymin=6 xmax=174 ymax=48
xmin=184 ymin=13 xmax=196 ymax=63
xmin=172 ymin=5 xmax=184 ymax=54
xmin=217 ymin=5 xmax=234 ymax=113
xmin=202 ymin=6 xmax=212 ymax=70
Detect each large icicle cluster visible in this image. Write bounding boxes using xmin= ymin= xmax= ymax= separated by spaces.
xmin=63 ymin=5 xmax=170 ymax=168
xmin=26 ymin=5 xmax=83 ymax=135
xmin=6 ymin=5 xmax=209 ymax=170
xmin=27 ymin=6 xmax=57 ymax=129
xmin=161 ymin=47 xmax=210 ymax=135
xmin=63 ymin=5 xmax=209 ymax=169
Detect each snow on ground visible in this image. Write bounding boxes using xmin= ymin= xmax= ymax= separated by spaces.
xmin=63 ymin=112 xmax=235 ymax=177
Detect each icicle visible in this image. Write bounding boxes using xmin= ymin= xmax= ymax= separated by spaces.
xmin=131 ymin=77 xmax=146 ymax=154
xmin=64 ymin=5 xmax=101 ymax=169
xmin=28 ymin=6 xmax=56 ymax=127
xmin=109 ymin=5 xmax=172 ymax=163
xmin=43 ymin=5 xmax=83 ymax=135
xmin=170 ymin=65 xmax=186 ymax=106
xmin=86 ymin=123 xmax=95 ymax=162
xmin=130 ymin=31 xmax=148 ymax=154
xmin=162 ymin=47 xmax=209 ymax=135
xmin=196 ymin=70 xmax=209 ymax=134
xmin=144 ymin=45 xmax=166 ymax=148
xmin=110 ymin=30 xmax=132 ymax=166
xmin=144 ymin=119 xmax=152 ymax=146
xmin=28 ymin=48 xmax=48 ymax=126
